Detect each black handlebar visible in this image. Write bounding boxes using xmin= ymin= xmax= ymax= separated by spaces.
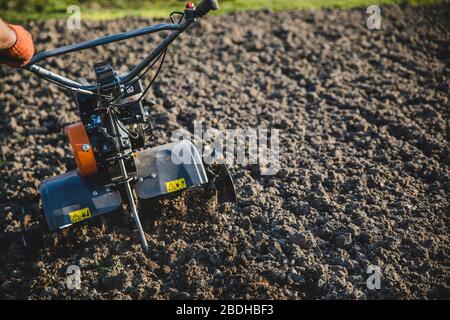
xmin=25 ymin=1 xmax=219 ymax=93
xmin=195 ymin=0 xmax=219 ymax=17
xmin=28 ymin=24 xmax=182 ymax=66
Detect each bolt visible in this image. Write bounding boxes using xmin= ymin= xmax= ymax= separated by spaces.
xmin=150 ymin=173 xmax=157 ymax=179
xmin=82 ymin=144 xmax=90 ymax=151
xmin=138 ymin=177 xmax=144 ymax=182
xmin=92 ymin=191 xmax=98 ymax=196
xmin=102 ymin=145 xmax=108 ymax=151
xmin=105 ymin=188 xmax=111 ymax=192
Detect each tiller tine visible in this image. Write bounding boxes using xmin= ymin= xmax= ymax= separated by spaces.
xmin=207 ymin=163 xmax=237 ymax=204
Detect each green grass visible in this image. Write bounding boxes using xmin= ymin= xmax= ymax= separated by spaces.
xmin=1 ymin=0 xmax=446 ymax=22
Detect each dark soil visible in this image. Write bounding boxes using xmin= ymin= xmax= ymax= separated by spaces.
xmin=0 ymin=4 xmax=449 ymax=299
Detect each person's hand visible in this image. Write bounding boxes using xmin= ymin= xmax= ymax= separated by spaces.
xmin=0 ymin=24 xmax=34 ymax=67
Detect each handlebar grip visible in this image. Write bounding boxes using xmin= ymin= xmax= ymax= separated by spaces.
xmin=195 ymin=0 xmax=219 ymax=18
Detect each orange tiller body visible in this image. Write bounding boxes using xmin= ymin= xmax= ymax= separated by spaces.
xmin=65 ymin=122 xmax=98 ymax=177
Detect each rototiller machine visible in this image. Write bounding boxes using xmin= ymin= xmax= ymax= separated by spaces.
xmin=22 ymin=0 xmax=236 ymax=252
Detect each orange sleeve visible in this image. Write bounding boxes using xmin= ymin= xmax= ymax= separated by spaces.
xmin=0 ymin=24 xmax=34 ymax=67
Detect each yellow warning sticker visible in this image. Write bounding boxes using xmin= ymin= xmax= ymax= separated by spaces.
xmin=165 ymin=178 xmax=187 ymax=193
xmin=69 ymin=207 xmax=92 ymax=223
